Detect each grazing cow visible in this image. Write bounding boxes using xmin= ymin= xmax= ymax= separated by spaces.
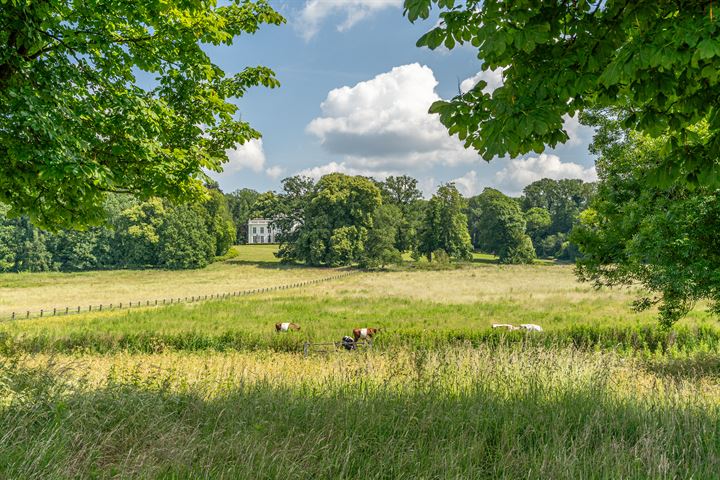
xmin=275 ymin=322 xmax=301 ymax=332
xmin=519 ymin=323 xmax=543 ymax=332
xmin=492 ymin=323 xmax=519 ymax=331
xmin=352 ymin=327 xmax=379 ymax=342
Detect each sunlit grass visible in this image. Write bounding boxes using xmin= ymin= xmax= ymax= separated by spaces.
xmin=0 ymin=245 xmax=341 ymax=318
xmin=2 ymin=346 xmax=719 ymax=478
xmin=2 ymin=246 xmax=720 ymax=478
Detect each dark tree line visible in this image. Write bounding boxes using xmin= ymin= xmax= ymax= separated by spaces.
xmin=1 ymin=172 xmax=594 ymax=273
xmin=0 ymin=186 xmax=235 ymax=272
xmin=466 ymin=179 xmax=595 ymax=263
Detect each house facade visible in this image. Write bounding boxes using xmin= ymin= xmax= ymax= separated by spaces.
xmin=247 ymin=218 xmax=280 ymax=244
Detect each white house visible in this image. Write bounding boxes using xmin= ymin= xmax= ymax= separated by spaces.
xmin=247 ymin=218 xmax=280 ymax=244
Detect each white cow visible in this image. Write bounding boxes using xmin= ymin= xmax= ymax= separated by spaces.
xmin=492 ymin=323 xmax=519 ymax=331
xmin=519 ymin=324 xmax=543 ymax=332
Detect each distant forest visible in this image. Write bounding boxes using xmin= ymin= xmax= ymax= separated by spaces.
xmin=0 ymin=176 xmax=594 ymax=272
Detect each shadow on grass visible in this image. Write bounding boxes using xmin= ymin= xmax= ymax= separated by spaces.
xmin=223 ymin=258 xmax=329 ymax=271
xmin=1 ymin=360 xmax=718 ymax=479
xmin=224 ymin=258 xmax=297 ymax=269
xmin=471 ymin=256 xmax=499 ymax=266
xmin=641 ymin=353 xmax=720 ymax=379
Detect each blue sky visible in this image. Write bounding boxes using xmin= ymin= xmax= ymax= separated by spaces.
xmin=205 ymin=0 xmax=597 ymax=197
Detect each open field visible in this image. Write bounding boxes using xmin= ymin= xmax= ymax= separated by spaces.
xmin=0 ymin=247 xmax=715 ymax=354
xmin=2 ymin=246 xmax=720 ymax=478
xmin=0 ymin=245 xmax=342 ymax=318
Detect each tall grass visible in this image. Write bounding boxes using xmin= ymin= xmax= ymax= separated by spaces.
xmin=0 ymin=289 xmax=715 ymax=355
xmin=2 ymin=347 xmax=719 ymax=479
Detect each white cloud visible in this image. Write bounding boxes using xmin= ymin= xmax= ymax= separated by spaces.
xmin=451 ymin=170 xmax=483 ymax=197
xmin=494 ymin=154 xmax=597 ymax=196
xmin=224 ymin=138 xmax=265 ymax=173
xmin=562 ymin=114 xmax=595 ymax=146
xmin=460 ymin=68 xmax=505 ymax=94
xmin=295 ymin=161 xmax=397 ymax=181
xmin=307 ymin=63 xmax=478 ymax=175
xmin=297 ymin=0 xmax=402 ymax=41
xmin=265 ymin=165 xmax=285 ymax=179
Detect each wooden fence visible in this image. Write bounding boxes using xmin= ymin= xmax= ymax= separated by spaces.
xmin=4 ymin=271 xmax=357 ymax=322
xmin=303 ymin=338 xmax=373 ymax=356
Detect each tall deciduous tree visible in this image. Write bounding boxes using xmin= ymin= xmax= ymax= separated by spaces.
xmin=418 ymin=183 xmax=472 ymax=261
xmin=378 ymin=175 xmax=424 ymax=252
xmin=572 ymin=110 xmax=720 ymax=325
xmin=282 ymin=174 xmax=382 ymax=266
xmin=405 ymin=1 xmax=720 ymax=188
xmin=523 ymin=207 xmax=552 ymax=250
xmin=521 ymin=179 xmax=595 ymax=236
xmin=225 ymin=188 xmax=260 ymax=243
xmin=360 ymin=204 xmax=403 ymax=269
xmin=468 ymin=188 xmax=535 ymax=264
xmin=0 ymin=1 xmax=284 ymax=228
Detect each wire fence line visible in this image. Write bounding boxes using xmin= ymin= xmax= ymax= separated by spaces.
xmin=4 ymin=271 xmax=357 ymax=322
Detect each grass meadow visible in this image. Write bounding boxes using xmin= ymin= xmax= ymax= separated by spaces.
xmin=0 ymin=245 xmax=340 ymax=318
xmin=1 ymin=246 xmax=720 ymax=478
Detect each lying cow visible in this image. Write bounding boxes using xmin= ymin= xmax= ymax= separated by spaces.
xmin=352 ymin=327 xmax=380 ymax=342
xmin=275 ymin=322 xmax=301 ymax=332
xmin=519 ymin=323 xmax=543 ymax=332
xmin=492 ymin=323 xmax=519 ymax=331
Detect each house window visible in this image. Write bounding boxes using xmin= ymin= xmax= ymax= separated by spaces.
xmin=260 ymin=227 xmax=264 ymax=234
xmin=253 ymin=227 xmax=256 ymax=234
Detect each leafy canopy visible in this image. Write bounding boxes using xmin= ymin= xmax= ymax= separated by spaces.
xmin=0 ymin=0 xmax=284 ymax=228
xmin=467 ymin=188 xmax=535 ymax=264
xmin=0 ymin=187 xmax=236 ymax=272
xmin=418 ymin=183 xmax=473 ymax=261
xmin=521 ymin=179 xmax=595 ymax=236
xmin=378 ymin=175 xmax=424 ymax=253
xmin=572 ymin=109 xmax=720 ymax=326
xmin=273 ymin=174 xmax=384 ymax=267
xmin=405 ymin=1 xmax=720 ymax=187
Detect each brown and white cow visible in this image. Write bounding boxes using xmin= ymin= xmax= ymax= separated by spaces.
xmin=352 ymin=327 xmax=379 ymax=342
xmin=275 ymin=322 xmax=301 ymax=332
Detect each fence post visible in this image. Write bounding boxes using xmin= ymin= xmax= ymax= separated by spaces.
xmin=89 ymin=305 xmax=92 ymax=312
xmin=53 ymin=308 xmax=56 ymax=316
xmin=40 ymin=309 xmax=43 ymax=317
xmin=65 ymin=307 xmax=69 ymax=314
xmin=77 ymin=306 xmax=80 ymax=313
xmin=26 ymin=311 xmax=30 ymax=318
xmin=11 ymin=312 xmax=14 ymax=320
xmin=99 ymin=305 xmax=103 ymax=312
